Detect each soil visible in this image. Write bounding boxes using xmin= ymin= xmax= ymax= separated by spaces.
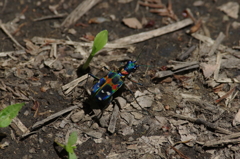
xmin=0 ymin=0 xmax=240 ymax=159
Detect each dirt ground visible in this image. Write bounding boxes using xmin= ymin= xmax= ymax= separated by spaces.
xmin=0 ymin=0 xmax=240 ymax=159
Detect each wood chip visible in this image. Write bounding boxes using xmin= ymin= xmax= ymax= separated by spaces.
xmin=108 ymin=105 xmax=120 ymax=133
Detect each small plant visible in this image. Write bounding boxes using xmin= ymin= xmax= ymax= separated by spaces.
xmin=81 ymin=30 xmax=108 ymax=71
xmin=0 ymin=103 xmax=24 ymax=128
xmin=55 ymin=131 xmax=78 ymax=159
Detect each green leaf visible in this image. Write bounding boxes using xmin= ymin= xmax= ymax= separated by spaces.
xmin=69 ymin=152 xmax=78 ymax=159
xmin=0 ymin=103 xmax=24 ymax=127
xmin=65 ymin=145 xmax=74 ymax=153
xmin=91 ymin=30 xmax=108 ymax=56
xmin=67 ymin=131 xmax=78 ymax=147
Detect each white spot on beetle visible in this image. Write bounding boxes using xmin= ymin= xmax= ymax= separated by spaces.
xmin=101 ymin=90 xmax=105 ymax=93
xmin=98 ymin=97 xmax=102 ymax=101
xmin=106 ymin=92 xmax=111 ymax=96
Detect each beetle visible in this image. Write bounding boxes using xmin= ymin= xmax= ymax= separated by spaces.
xmin=89 ymin=60 xmax=140 ymax=110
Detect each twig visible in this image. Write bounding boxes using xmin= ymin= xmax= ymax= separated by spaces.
xmin=213 ymin=52 xmax=222 ymax=80
xmin=191 ymin=33 xmax=240 ymax=56
xmin=170 ymin=146 xmax=190 ymax=159
xmin=31 ymin=36 xmax=132 ymax=49
xmin=138 ymin=1 xmax=164 ymax=8
xmin=112 ymin=18 xmax=194 ymax=45
xmin=62 ymin=74 xmax=88 ymax=94
xmin=33 ymin=13 xmax=67 ymax=21
xmin=31 ymin=105 xmax=79 ymax=130
xmin=215 ymin=86 xmax=236 ymax=103
xmin=1 ymin=0 xmax=7 ymax=13
xmin=185 ymin=99 xmax=224 ymax=122
xmin=198 ymin=132 xmax=240 ymax=147
xmin=0 ymin=20 xmax=25 ymax=50
xmin=177 ymin=45 xmax=197 ymax=61
xmin=169 ymin=112 xmax=232 ymax=135
xmin=204 ymin=138 xmax=240 ymax=147
xmin=152 ymin=62 xmax=199 ymax=79
xmin=208 ymin=32 xmax=225 ymax=56
xmin=0 ymin=50 xmax=26 ymax=57
xmin=61 ymin=0 xmax=101 ymax=29
xmin=168 ymin=61 xmax=199 ymax=71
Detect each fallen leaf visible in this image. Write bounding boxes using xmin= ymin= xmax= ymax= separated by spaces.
xmin=200 ymin=63 xmax=218 ymax=78
xmin=233 ymin=109 xmax=240 ymax=126
xmin=218 ymin=2 xmax=239 ymax=19
xmin=122 ymin=18 xmax=142 ymax=29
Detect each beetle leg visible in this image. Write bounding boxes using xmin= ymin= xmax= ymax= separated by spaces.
xmin=124 ymin=84 xmax=142 ymax=107
xmin=88 ymin=73 xmax=100 ymax=80
xmin=103 ymin=66 xmax=111 ymax=72
xmin=127 ymin=77 xmax=143 ymax=86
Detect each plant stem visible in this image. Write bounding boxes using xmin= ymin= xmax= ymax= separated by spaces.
xmin=82 ymin=55 xmax=93 ymax=70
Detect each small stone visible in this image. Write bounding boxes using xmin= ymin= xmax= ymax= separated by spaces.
xmin=71 ymin=110 xmax=85 ymax=123
xmin=29 ymin=148 xmax=36 ymax=153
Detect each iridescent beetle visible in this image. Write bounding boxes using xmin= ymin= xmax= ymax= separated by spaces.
xmin=89 ymin=60 xmax=140 ymax=109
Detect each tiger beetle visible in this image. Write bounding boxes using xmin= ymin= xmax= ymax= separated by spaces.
xmin=88 ymin=60 xmax=142 ymax=111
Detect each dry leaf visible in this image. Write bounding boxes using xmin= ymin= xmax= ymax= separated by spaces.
xmin=200 ymin=63 xmax=218 ymax=78
xmin=233 ymin=109 xmax=240 ymax=126
xmin=218 ymin=2 xmax=239 ymax=19
xmin=122 ymin=18 xmax=142 ymax=29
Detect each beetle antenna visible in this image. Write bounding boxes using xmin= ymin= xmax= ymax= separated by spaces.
xmin=138 ymin=64 xmax=154 ymax=67
xmin=134 ymin=52 xmax=143 ymax=62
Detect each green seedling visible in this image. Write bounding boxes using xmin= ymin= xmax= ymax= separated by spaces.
xmin=55 ymin=131 xmax=78 ymax=159
xmin=0 ymin=103 xmax=24 ymax=128
xmin=81 ymin=30 xmax=108 ymax=71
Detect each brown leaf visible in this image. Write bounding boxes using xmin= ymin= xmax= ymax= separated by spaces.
xmin=122 ymin=18 xmax=142 ymax=29
xmin=200 ymin=63 xmax=217 ymax=78
xmin=218 ymin=2 xmax=239 ymax=19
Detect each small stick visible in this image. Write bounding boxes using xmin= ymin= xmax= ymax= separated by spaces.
xmin=170 ymin=146 xmax=190 ymax=159
xmin=215 ymin=86 xmax=236 ymax=103
xmin=204 ymin=138 xmax=240 ymax=147
xmin=177 ymin=45 xmax=197 ymax=61
xmin=169 ymin=112 xmax=232 ymax=135
xmin=0 ymin=20 xmax=25 ymax=50
xmin=213 ymin=52 xmax=222 ymax=80
xmin=138 ymin=1 xmax=164 ymax=8
xmin=192 ymin=33 xmax=240 ymax=56
xmin=31 ymin=105 xmax=79 ymax=130
xmin=152 ymin=63 xmax=199 ymax=79
xmin=61 ymin=0 xmax=101 ymax=29
xmin=33 ymin=13 xmax=67 ymax=21
xmin=31 ymin=36 xmax=132 ymax=49
xmin=208 ymin=32 xmax=225 ymax=56
xmin=198 ymin=132 xmax=240 ymax=147
xmin=113 ymin=18 xmax=194 ymax=45
xmin=62 ymin=74 xmax=88 ymax=94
